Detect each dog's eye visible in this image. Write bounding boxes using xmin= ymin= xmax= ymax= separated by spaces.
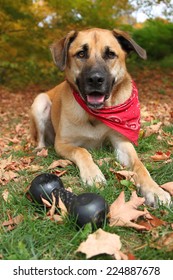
xmin=76 ymin=51 xmax=86 ymax=59
xmin=107 ymin=51 xmax=116 ymax=59
xmin=104 ymin=48 xmax=117 ymax=60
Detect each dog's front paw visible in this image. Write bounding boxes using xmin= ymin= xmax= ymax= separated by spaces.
xmin=80 ymin=164 xmax=106 ymax=186
xmin=140 ymin=184 xmax=171 ymax=207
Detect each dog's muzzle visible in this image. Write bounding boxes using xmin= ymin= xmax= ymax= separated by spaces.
xmin=76 ymin=67 xmax=115 ymax=109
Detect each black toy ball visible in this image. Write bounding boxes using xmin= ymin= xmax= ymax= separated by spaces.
xmin=70 ymin=193 xmax=109 ymax=228
xmin=29 ymin=173 xmax=64 ymax=204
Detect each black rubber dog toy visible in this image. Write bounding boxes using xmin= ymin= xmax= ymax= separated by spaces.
xmin=29 ymin=173 xmax=109 ymax=228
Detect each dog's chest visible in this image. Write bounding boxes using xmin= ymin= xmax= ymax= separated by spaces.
xmin=61 ymin=116 xmax=110 ymax=148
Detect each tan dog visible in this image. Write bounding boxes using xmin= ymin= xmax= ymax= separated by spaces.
xmin=30 ymin=28 xmax=170 ymax=207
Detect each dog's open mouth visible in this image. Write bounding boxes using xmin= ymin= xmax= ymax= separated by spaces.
xmin=86 ymin=94 xmax=105 ymax=109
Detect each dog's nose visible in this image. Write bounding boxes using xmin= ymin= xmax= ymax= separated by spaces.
xmin=87 ymin=73 xmax=105 ymax=87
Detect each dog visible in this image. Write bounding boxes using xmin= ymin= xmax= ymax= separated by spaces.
xmin=30 ymin=28 xmax=171 ymax=207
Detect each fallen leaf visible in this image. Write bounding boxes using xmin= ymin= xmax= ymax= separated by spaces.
xmin=113 ymin=170 xmax=136 ymax=184
xmin=58 ymin=197 xmax=68 ymax=217
xmin=51 ymin=214 xmax=63 ymax=223
xmin=28 ymin=164 xmax=43 ymax=172
xmin=151 ymin=232 xmax=173 ymax=252
xmin=163 ymin=159 xmax=173 ymax=164
xmin=2 ymin=214 xmax=24 ymax=231
xmin=150 ymin=151 xmax=171 ymax=161
xmin=66 ymin=187 xmax=72 ymax=193
xmin=126 ymin=253 xmax=136 ymax=260
xmin=52 ymin=170 xmax=67 ymax=177
xmin=96 ymin=157 xmax=112 ymax=166
xmin=42 ymin=194 xmax=68 ymax=217
xmin=48 ymin=159 xmax=72 ymax=169
xmin=1 ymin=170 xmax=19 ymax=184
xmin=2 ymin=189 xmax=9 ymax=202
xmin=36 ymin=148 xmax=48 ymax=157
xmin=0 ymin=155 xmax=13 ymax=170
xmin=41 ymin=197 xmax=52 ymax=207
xmin=160 ymin=182 xmax=173 ymax=196
xmin=137 ymin=207 xmax=167 ymax=230
xmin=149 ymin=215 xmax=167 ymax=227
xmin=144 ymin=122 xmax=162 ymax=138
xmin=7 ymin=136 xmax=20 ymax=144
xmin=109 ymin=191 xmax=147 ymax=230
xmin=76 ymin=228 xmax=127 ymax=260
xmin=15 ymin=123 xmax=22 ymax=133
xmin=48 ymin=193 xmax=56 ymax=217
xmin=137 ymin=220 xmax=153 ymax=231
xmin=167 ymin=140 xmax=173 ymax=146
xmin=12 ymin=214 xmax=24 ymax=225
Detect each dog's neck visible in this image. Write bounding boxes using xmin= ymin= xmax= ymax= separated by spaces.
xmin=72 ymin=79 xmax=140 ymax=145
xmin=108 ymin=74 xmax=133 ymax=107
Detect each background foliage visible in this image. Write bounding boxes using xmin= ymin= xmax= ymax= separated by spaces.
xmin=0 ymin=0 xmax=173 ymax=89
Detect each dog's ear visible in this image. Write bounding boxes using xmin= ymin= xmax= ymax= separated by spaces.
xmin=113 ymin=29 xmax=147 ymax=60
xmin=50 ymin=31 xmax=78 ymax=71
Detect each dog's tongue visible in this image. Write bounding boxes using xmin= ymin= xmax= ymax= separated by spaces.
xmin=87 ymin=95 xmax=105 ymax=105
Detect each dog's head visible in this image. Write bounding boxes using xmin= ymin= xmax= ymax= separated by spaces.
xmin=50 ymin=28 xmax=146 ymax=109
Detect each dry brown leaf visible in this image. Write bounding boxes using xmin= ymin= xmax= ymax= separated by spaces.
xmin=58 ymin=197 xmax=68 ymax=217
xmin=137 ymin=209 xmax=167 ymax=231
xmin=76 ymin=228 xmax=128 ymax=260
xmin=28 ymin=164 xmax=43 ymax=172
xmin=36 ymin=148 xmax=48 ymax=157
xmin=2 ymin=189 xmax=9 ymax=202
xmin=48 ymin=159 xmax=72 ymax=169
xmin=7 ymin=136 xmax=20 ymax=144
xmin=2 ymin=214 xmax=24 ymax=228
xmin=47 ymin=193 xmax=56 ymax=217
xmin=13 ymin=214 xmax=24 ymax=225
xmin=147 ymin=214 xmax=167 ymax=227
xmin=144 ymin=122 xmax=162 ymax=138
xmin=167 ymin=140 xmax=173 ymax=146
xmin=0 ymin=155 xmax=13 ymax=170
xmin=52 ymin=214 xmax=63 ymax=223
xmin=126 ymin=253 xmax=136 ymax=260
xmin=150 ymin=151 xmax=171 ymax=161
xmin=2 ymin=170 xmax=19 ymax=182
xmin=163 ymin=159 xmax=173 ymax=164
xmin=114 ymin=170 xmax=136 ymax=184
xmin=96 ymin=157 xmax=112 ymax=166
xmin=52 ymin=170 xmax=67 ymax=177
xmin=151 ymin=232 xmax=173 ymax=252
xmin=160 ymin=182 xmax=173 ymax=196
xmin=41 ymin=197 xmax=52 ymax=207
xmin=109 ymin=191 xmax=147 ymax=230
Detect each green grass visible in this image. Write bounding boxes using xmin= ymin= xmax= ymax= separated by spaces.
xmin=0 ymin=127 xmax=173 ymax=260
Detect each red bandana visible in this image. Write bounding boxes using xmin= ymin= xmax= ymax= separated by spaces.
xmin=72 ymin=81 xmax=140 ymax=145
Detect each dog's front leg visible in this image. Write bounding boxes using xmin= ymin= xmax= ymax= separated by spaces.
xmin=54 ymin=137 xmax=106 ymax=186
xmin=30 ymin=93 xmax=52 ymax=149
xmin=110 ymin=135 xmax=171 ymax=207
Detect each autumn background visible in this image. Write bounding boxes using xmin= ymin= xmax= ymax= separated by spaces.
xmin=0 ymin=0 xmax=173 ymax=260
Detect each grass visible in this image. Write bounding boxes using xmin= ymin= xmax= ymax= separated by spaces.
xmin=0 ymin=127 xmax=173 ymax=260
